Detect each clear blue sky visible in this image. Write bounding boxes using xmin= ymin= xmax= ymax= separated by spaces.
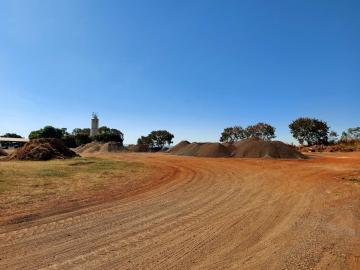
xmin=1 ymin=0 xmax=359 ymax=144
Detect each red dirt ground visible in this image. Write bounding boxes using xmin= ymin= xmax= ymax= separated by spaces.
xmin=0 ymin=152 xmax=359 ymax=269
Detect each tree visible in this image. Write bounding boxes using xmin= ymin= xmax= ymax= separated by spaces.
xmin=137 ymin=130 xmax=174 ymax=151
xmin=75 ymin=133 xmax=92 ymax=146
xmin=136 ymin=135 xmax=153 ymax=151
xmin=0 ymin=133 xmax=23 ymax=138
xmin=93 ymin=126 xmax=124 ymax=144
xmin=62 ymin=135 xmax=77 ymax=148
xmin=72 ymin=128 xmax=91 ymax=136
xmin=98 ymin=126 xmax=111 ymax=135
xmin=29 ymin=126 xmax=65 ymax=140
xmin=245 ymin=122 xmax=276 ymax=141
xmin=220 ymin=126 xmax=246 ymax=142
xmin=340 ymin=127 xmax=360 ymax=142
xmin=289 ymin=117 xmax=329 ymax=145
xmin=71 ymin=128 xmax=92 ymax=146
xmin=328 ymin=131 xmax=338 ymax=144
xmin=148 ymin=130 xmax=174 ymax=149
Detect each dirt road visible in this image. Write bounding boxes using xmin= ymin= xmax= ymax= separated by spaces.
xmin=0 ymin=153 xmax=359 ymax=269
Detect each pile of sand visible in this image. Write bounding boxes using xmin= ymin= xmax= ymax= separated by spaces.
xmin=6 ymin=138 xmax=77 ymax=161
xmin=0 ymin=148 xmax=8 ymax=156
xmin=170 ymin=138 xmax=306 ymax=159
xmin=170 ymin=142 xmax=231 ymax=157
xmin=75 ymin=141 xmax=124 ymax=154
xmin=231 ymin=138 xmax=307 ymax=159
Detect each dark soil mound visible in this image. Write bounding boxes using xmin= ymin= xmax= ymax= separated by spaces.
xmin=7 ymin=138 xmax=78 ymax=161
xmin=168 ymin=141 xmax=190 ymax=153
xmin=222 ymin=142 xmax=237 ymax=153
xmin=0 ymin=148 xmax=8 ymax=156
xmin=232 ymin=138 xmax=307 ymax=159
xmin=171 ymin=142 xmax=231 ymax=157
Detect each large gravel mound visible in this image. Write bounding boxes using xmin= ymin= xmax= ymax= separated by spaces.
xmin=170 ymin=138 xmax=307 ymax=159
xmin=171 ymin=142 xmax=231 ymax=157
xmin=168 ymin=141 xmax=190 ymax=153
xmin=232 ymin=138 xmax=307 ymax=159
xmin=6 ymin=138 xmax=78 ymax=161
xmin=75 ymin=141 xmax=124 ymax=154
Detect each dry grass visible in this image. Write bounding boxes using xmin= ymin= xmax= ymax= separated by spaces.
xmin=0 ymin=157 xmax=151 ymax=223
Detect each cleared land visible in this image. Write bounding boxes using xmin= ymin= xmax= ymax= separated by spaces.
xmin=0 ymin=152 xmax=359 ymax=269
xmin=0 ymin=157 xmax=152 ymax=224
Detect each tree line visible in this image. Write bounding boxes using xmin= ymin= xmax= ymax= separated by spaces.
xmin=27 ymin=125 xmax=124 ymax=148
xmin=2 ymin=117 xmax=359 ymax=149
xmin=1 ymin=125 xmax=175 ymax=151
xmin=220 ymin=117 xmax=360 ymax=146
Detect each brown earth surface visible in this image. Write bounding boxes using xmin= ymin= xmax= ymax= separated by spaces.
xmin=75 ymin=141 xmax=124 ymax=154
xmin=170 ymin=138 xmax=305 ymax=159
xmin=170 ymin=142 xmax=231 ymax=157
xmin=6 ymin=138 xmax=77 ymax=161
xmin=0 ymin=148 xmax=8 ymax=156
xmin=0 ymin=152 xmax=360 ymax=269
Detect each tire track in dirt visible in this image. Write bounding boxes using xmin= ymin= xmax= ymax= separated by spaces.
xmin=0 ymin=153 xmax=359 ymax=270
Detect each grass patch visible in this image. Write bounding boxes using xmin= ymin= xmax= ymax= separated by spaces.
xmin=0 ymin=157 xmax=148 ymax=215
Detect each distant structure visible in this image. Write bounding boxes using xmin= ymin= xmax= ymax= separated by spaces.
xmin=90 ymin=113 xmax=99 ymax=137
xmin=0 ymin=137 xmax=28 ymax=148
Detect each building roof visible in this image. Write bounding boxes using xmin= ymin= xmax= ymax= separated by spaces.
xmin=0 ymin=137 xmax=29 ymax=142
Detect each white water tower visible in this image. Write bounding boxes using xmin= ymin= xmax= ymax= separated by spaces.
xmin=90 ymin=113 xmax=99 ymax=136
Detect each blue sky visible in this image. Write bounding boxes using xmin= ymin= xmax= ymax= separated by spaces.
xmin=0 ymin=0 xmax=359 ymax=144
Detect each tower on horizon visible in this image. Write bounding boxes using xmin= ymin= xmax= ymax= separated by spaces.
xmin=90 ymin=113 xmax=99 ymax=137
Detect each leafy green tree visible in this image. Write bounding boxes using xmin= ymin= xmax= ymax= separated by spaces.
xmin=220 ymin=126 xmax=246 ymax=142
xmin=245 ymin=122 xmax=276 ymax=141
xmin=136 ymin=135 xmax=153 ymax=151
xmin=148 ymin=130 xmax=174 ymax=149
xmin=340 ymin=127 xmax=360 ymax=142
xmin=137 ymin=130 xmax=174 ymax=151
xmin=72 ymin=128 xmax=91 ymax=136
xmin=29 ymin=126 xmax=65 ymax=140
xmin=74 ymin=133 xmax=92 ymax=146
xmin=328 ymin=131 xmax=338 ymax=144
xmin=0 ymin=133 xmax=23 ymax=138
xmin=347 ymin=127 xmax=360 ymax=140
xmin=62 ymin=135 xmax=77 ymax=148
xmin=289 ymin=118 xmax=329 ymax=145
xmin=93 ymin=126 xmax=124 ymax=144
xmin=98 ymin=126 xmax=111 ymax=134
